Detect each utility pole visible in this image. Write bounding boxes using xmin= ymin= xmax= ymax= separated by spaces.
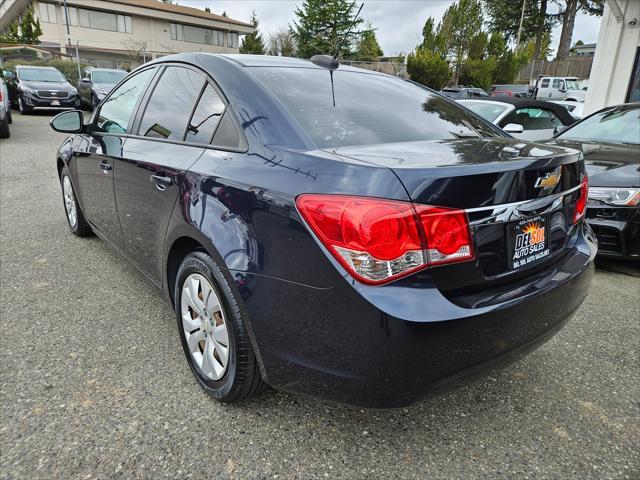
xmin=516 ymin=0 xmax=526 ymax=47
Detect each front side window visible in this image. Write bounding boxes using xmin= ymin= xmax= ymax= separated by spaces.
xmin=251 ymin=67 xmax=501 ymax=149
xmin=138 ymin=67 xmax=206 ymax=141
xmin=186 ymin=84 xmax=226 ymax=144
xmin=552 ymin=79 xmax=564 ymax=90
xmin=502 ymin=108 xmax=563 ymax=130
xmin=95 ymin=68 xmax=155 ymax=135
xmin=558 ymin=106 xmax=640 ymax=145
xmin=18 ymin=68 xmax=65 ymax=82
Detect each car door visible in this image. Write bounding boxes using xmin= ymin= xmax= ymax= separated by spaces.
xmin=75 ymin=67 xmax=157 ymax=248
xmin=114 ymin=65 xmax=223 ymax=283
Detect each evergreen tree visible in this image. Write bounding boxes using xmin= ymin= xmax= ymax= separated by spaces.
xmin=239 ymin=10 xmax=265 ymax=54
xmin=20 ymin=5 xmax=43 ymax=44
xmin=292 ymin=0 xmax=364 ymax=59
xmin=355 ymin=24 xmax=383 ymax=61
xmin=407 ymin=49 xmax=450 ymax=90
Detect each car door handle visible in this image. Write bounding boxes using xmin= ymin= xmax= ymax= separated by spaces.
xmin=99 ymin=162 xmax=112 ymax=173
xmin=151 ymin=174 xmax=173 ymax=191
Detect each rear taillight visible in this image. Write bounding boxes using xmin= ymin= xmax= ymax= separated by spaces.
xmin=296 ymin=195 xmax=474 ymax=285
xmin=573 ymin=175 xmax=589 ymax=224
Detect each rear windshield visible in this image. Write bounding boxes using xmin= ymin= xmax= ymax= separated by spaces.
xmin=92 ymin=70 xmax=127 ymax=84
xmin=250 ymin=67 xmax=502 ymax=149
xmin=460 ymin=101 xmax=510 ymax=122
xmin=558 ymin=106 xmax=640 ymax=145
xmin=18 ymin=68 xmax=66 ymax=82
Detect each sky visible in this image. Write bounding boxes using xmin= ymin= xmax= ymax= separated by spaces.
xmin=180 ymin=0 xmax=603 ymax=57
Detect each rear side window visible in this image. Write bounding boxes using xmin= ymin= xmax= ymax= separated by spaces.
xmin=541 ymin=79 xmax=550 ymax=88
xmin=185 ymin=84 xmax=226 ymax=144
xmin=251 ymin=68 xmax=501 ymax=148
xmin=138 ymin=66 xmax=205 ymax=140
xmin=95 ymin=67 xmax=155 ymax=134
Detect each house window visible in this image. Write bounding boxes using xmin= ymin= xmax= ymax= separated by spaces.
xmin=212 ymin=30 xmax=224 ymax=46
xmin=627 ymin=48 xmax=640 ymax=102
xmin=38 ymin=3 xmax=57 ymax=23
xmin=73 ymin=8 xmax=131 ymax=33
xmin=228 ymin=32 xmax=238 ymax=48
xmin=62 ymin=6 xmax=78 ymax=26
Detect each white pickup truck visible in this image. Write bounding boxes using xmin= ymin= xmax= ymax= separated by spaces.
xmin=534 ymin=76 xmax=586 ymax=102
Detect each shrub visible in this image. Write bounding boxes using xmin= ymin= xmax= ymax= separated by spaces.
xmin=406 ymin=48 xmax=451 ymax=90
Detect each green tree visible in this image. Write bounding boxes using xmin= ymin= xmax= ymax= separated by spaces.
xmin=468 ymin=32 xmax=488 ymax=60
xmin=458 ymin=58 xmax=495 ymax=89
xmin=355 ymin=24 xmax=383 ymax=61
xmin=292 ymin=0 xmax=364 ymax=59
xmin=437 ymin=0 xmax=483 ymax=83
xmin=20 ymin=5 xmax=43 ymax=44
xmin=267 ymin=28 xmax=297 ymax=57
xmin=0 ymin=5 xmax=42 ymax=44
xmin=239 ymin=10 xmax=265 ymax=54
xmin=407 ymin=49 xmax=450 ymax=90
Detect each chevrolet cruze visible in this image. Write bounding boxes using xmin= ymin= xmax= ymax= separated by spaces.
xmin=50 ymin=54 xmax=596 ymax=407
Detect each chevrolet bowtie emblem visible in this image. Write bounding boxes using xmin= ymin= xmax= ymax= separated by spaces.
xmin=535 ymin=168 xmax=562 ymax=190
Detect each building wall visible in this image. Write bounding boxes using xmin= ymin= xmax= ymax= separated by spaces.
xmin=584 ymin=0 xmax=640 ymax=114
xmin=34 ymin=0 xmax=251 ymax=59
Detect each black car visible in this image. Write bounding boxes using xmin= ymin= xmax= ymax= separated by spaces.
xmin=49 ymin=54 xmax=595 ymax=407
xmin=78 ymin=67 xmax=127 ymax=110
xmin=548 ymin=103 xmax=640 ymax=260
xmin=440 ymin=86 xmax=489 ymax=99
xmin=7 ymin=65 xmax=80 ymax=113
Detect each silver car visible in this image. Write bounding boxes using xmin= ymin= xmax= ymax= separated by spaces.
xmin=0 ymin=77 xmax=11 ymax=138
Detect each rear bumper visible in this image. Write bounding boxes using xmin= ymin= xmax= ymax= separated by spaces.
xmin=243 ymin=224 xmax=596 ymax=407
xmin=587 ymin=204 xmax=640 ymax=259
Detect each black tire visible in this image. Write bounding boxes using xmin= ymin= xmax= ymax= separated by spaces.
xmin=7 ymin=108 xmax=12 ymax=124
xmin=0 ymin=114 xmax=9 ymax=138
xmin=60 ymin=166 xmax=93 ymax=237
xmin=18 ymin=96 xmax=31 ymax=115
xmin=175 ymin=251 xmax=266 ymax=403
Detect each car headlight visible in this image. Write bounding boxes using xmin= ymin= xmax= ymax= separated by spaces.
xmin=588 ymin=187 xmax=640 ymax=206
xmin=19 ymin=86 xmax=37 ymax=94
xmin=70 ymin=88 xmax=78 ymax=95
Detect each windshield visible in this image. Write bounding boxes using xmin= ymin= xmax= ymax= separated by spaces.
xmin=18 ymin=68 xmax=66 ymax=82
xmin=565 ymin=79 xmax=579 ymax=90
xmin=250 ymin=67 xmax=502 ymax=149
xmin=459 ymin=101 xmax=510 ymax=122
xmin=92 ymin=70 xmax=127 ymax=84
xmin=558 ymin=106 xmax=640 ymax=144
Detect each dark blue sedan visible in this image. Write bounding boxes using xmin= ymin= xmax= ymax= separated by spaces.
xmin=49 ymin=54 xmax=596 ymax=407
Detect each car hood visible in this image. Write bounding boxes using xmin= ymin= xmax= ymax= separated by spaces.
xmin=547 ymin=139 xmax=640 ymax=187
xmin=21 ymin=80 xmax=74 ymax=91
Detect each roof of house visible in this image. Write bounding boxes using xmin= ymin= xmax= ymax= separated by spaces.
xmin=107 ymin=0 xmax=253 ymax=28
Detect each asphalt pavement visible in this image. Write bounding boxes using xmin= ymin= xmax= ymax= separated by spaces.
xmin=1 ymin=112 xmax=639 ymax=479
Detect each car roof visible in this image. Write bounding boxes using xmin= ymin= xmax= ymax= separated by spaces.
xmin=16 ymin=65 xmax=58 ymax=70
xmin=217 ymin=54 xmax=371 ymax=73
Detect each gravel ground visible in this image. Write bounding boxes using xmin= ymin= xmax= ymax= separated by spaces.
xmin=1 ymin=113 xmax=639 ymax=480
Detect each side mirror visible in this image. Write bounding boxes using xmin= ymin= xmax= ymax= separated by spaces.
xmin=503 ymin=123 xmax=524 ymax=134
xmin=81 ymin=77 xmax=91 ymax=83
xmin=50 ymin=110 xmax=84 ymax=133
xmin=559 ymin=88 xmax=567 ymax=93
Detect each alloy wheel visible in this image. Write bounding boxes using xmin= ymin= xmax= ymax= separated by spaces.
xmin=180 ymin=273 xmax=230 ymax=380
xmin=62 ymin=175 xmax=77 ymax=228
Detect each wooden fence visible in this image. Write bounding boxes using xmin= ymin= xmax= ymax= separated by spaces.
xmin=517 ymin=56 xmax=594 ymax=83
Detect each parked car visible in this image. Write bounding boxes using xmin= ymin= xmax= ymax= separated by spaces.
xmin=440 ymin=86 xmax=489 ymax=99
xmin=546 ymin=103 xmax=639 ymax=260
xmin=6 ymin=65 xmax=80 ymax=114
xmin=0 ymin=77 xmax=11 ymax=138
xmin=49 ymin=54 xmax=595 ymax=407
xmin=534 ymin=76 xmax=586 ymax=102
xmin=458 ymin=98 xmax=576 ymax=141
xmin=489 ymin=84 xmax=534 ymax=98
xmin=78 ymin=67 xmax=127 ymax=110
xmin=551 ymin=100 xmax=585 ymax=120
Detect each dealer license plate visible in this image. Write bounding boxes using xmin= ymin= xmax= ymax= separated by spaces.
xmin=508 ymin=215 xmax=550 ymax=270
